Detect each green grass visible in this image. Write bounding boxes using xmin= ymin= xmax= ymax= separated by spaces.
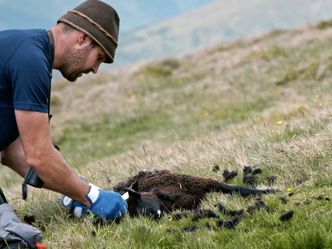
xmin=315 ymin=19 xmax=332 ymax=30
xmin=247 ymin=45 xmax=289 ymax=62
xmin=130 ymin=60 xmax=206 ymax=96
xmin=54 ymin=110 xmax=174 ymax=164
xmin=1 ymin=21 xmax=332 ymax=248
xmin=268 ymin=120 xmax=326 ymax=143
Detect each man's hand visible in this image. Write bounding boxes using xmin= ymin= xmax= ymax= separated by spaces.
xmin=61 ymin=184 xmax=127 ymax=220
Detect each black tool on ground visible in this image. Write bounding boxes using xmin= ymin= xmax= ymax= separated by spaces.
xmin=22 ymin=168 xmax=44 ymax=201
xmin=22 ymin=144 xmax=60 ymax=200
xmin=0 ymin=188 xmax=7 ymax=205
xmin=23 ymin=168 xmax=44 ymax=188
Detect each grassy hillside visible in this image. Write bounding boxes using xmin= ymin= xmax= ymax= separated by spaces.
xmin=1 ymin=21 xmax=332 ymax=248
xmin=117 ymin=0 xmax=332 ymax=65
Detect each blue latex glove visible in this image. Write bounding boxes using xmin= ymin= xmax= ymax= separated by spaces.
xmin=61 ymin=184 xmax=127 ymax=220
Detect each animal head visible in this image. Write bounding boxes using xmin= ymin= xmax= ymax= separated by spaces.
xmin=125 ymin=189 xmax=162 ymax=220
xmin=118 ymin=181 xmax=163 ymax=220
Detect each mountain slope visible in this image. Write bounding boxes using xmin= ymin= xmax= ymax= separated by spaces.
xmin=2 ymin=0 xmax=332 ymax=67
xmin=49 ymin=20 xmax=332 ymax=164
xmin=0 ymin=0 xmax=213 ymax=31
xmin=117 ymin=0 xmax=332 ymax=65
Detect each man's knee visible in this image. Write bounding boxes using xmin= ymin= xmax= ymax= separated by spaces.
xmin=0 ymin=139 xmax=30 ymax=178
xmin=1 ymin=151 xmax=9 ymax=166
xmin=1 ymin=151 xmax=5 ymax=165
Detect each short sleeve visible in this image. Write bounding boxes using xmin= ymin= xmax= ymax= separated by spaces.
xmin=7 ymin=38 xmax=51 ymax=113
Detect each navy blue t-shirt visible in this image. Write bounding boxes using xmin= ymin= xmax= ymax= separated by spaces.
xmin=0 ymin=29 xmax=53 ymax=151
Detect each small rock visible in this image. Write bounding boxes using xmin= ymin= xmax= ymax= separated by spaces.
xmin=216 ymin=204 xmax=244 ymax=216
xmin=23 ymin=214 xmax=36 ymax=225
xmin=279 ymin=210 xmax=294 ymax=221
xmin=243 ymin=166 xmax=253 ymax=175
xmin=314 ymin=195 xmax=330 ymax=201
xmin=212 ymin=164 xmax=220 ymax=172
xmin=192 ymin=209 xmax=218 ymax=221
xmin=222 ymin=170 xmax=238 ymax=182
xmin=216 ymin=216 xmax=242 ymax=229
xmin=243 ymin=175 xmax=257 ymax=186
xmin=252 ymin=168 xmax=263 ymax=175
xmin=247 ymin=199 xmax=274 ymax=214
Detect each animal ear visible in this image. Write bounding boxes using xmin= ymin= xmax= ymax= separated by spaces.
xmin=130 ymin=180 xmax=139 ymax=191
xmin=126 ymin=188 xmax=141 ymax=200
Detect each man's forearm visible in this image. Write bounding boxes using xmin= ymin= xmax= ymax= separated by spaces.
xmin=31 ymin=148 xmax=90 ymax=206
xmin=2 ymin=137 xmax=90 ymax=206
xmin=15 ymin=110 xmax=90 ymax=206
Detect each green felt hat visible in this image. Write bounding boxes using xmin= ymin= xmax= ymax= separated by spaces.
xmin=58 ymin=0 xmax=120 ymax=63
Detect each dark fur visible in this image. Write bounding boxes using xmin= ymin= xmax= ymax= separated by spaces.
xmin=114 ymin=170 xmax=277 ymax=219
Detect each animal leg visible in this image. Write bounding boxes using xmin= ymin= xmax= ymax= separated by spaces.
xmin=152 ymin=188 xmax=177 ymax=201
xmin=216 ymin=184 xmax=277 ymax=197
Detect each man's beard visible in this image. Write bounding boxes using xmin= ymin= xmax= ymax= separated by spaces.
xmin=59 ymin=47 xmax=90 ymax=82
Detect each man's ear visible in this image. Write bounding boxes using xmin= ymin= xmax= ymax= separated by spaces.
xmin=77 ymin=32 xmax=91 ymax=46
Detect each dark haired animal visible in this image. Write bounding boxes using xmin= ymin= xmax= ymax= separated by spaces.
xmin=114 ymin=170 xmax=277 ymax=219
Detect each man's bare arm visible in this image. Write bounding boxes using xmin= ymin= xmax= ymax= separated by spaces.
xmin=15 ymin=110 xmax=90 ymax=206
xmin=1 ymin=137 xmax=29 ymax=177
